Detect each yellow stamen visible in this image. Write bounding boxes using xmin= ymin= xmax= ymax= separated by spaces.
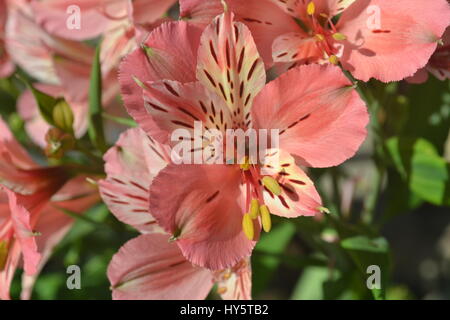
xmin=0 ymin=240 xmax=9 ymax=270
xmin=262 ymin=176 xmax=282 ymax=196
xmin=307 ymin=1 xmax=315 ymax=15
xmin=329 ymin=55 xmax=339 ymax=65
xmin=242 ymin=213 xmax=254 ymax=240
xmin=217 ymin=286 xmax=227 ymax=294
xmin=250 ymin=199 xmax=260 ymax=219
xmin=240 ymin=156 xmax=250 ymax=170
xmin=223 ymin=272 xmax=232 ymax=280
xmin=260 ymin=205 xmax=272 ymax=232
xmin=332 ymin=33 xmax=347 ymax=41
xmin=315 ymin=34 xmax=325 ymax=41
xmin=319 ymin=13 xmax=328 ymax=18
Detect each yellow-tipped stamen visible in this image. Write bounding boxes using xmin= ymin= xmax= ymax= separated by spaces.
xmin=329 ymin=55 xmax=339 ymax=65
xmin=250 ymin=199 xmax=260 ymax=219
xmin=319 ymin=13 xmax=328 ymax=18
xmin=217 ymin=287 xmax=227 ymax=294
xmin=240 ymin=156 xmax=250 ymax=170
xmin=318 ymin=206 xmax=331 ymax=214
xmin=262 ymin=176 xmax=282 ymax=196
xmin=260 ymin=205 xmax=272 ymax=232
xmin=332 ymin=33 xmax=347 ymax=41
xmin=307 ymin=1 xmax=315 ymax=15
xmin=315 ymin=34 xmax=325 ymax=41
xmin=242 ymin=213 xmax=254 ymax=240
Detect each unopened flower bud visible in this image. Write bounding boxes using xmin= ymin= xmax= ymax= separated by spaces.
xmin=52 ymin=99 xmax=74 ymax=133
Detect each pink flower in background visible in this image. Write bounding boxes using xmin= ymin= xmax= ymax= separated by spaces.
xmin=100 ymin=128 xmax=251 ymax=299
xmin=407 ymin=27 xmax=450 ymax=83
xmin=0 ymin=118 xmax=99 ymax=299
xmin=0 ymin=0 xmax=14 ymax=77
xmin=31 ymin=0 xmax=177 ymax=74
xmin=120 ymin=12 xmax=368 ymax=270
xmin=180 ymin=0 xmax=450 ymax=82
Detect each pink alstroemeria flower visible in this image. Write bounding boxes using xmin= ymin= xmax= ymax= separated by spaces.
xmin=0 ymin=118 xmax=99 ymax=300
xmin=100 ymin=128 xmax=251 ymax=299
xmin=31 ymin=0 xmax=177 ymax=74
xmin=407 ymin=27 xmax=450 ymax=83
xmin=0 ymin=0 xmax=14 ymax=78
xmin=180 ymin=0 xmax=450 ymax=82
xmin=120 ymin=12 xmax=368 ymax=270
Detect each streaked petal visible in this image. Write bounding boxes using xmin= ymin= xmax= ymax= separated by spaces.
xmin=338 ymin=0 xmax=450 ymax=82
xmin=108 ymin=233 xmax=213 ymax=300
xmin=197 ymin=12 xmax=265 ymax=125
xmin=149 ymin=163 xmax=256 ymax=270
xmin=252 ymin=64 xmax=368 ymax=168
xmin=100 ymin=128 xmax=169 ymax=233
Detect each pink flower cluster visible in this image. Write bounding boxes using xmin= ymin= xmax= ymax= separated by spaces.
xmin=0 ymin=0 xmax=449 ymax=300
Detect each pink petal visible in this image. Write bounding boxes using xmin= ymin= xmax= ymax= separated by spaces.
xmin=272 ymin=32 xmax=321 ymax=64
xmin=149 ymin=163 xmax=256 ymax=270
xmin=215 ymin=258 xmax=252 ymax=300
xmin=181 ymin=0 xmax=300 ymax=66
xmin=4 ymin=189 xmax=40 ymax=276
xmin=261 ymin=150 xmax=322 ymax=217
xmin=338 ymin=0 xmax=450 ymax=82
xmin=21 ymin=176 xmax=99 ymax=299
xmin=108 ymin=233 xmax=213 ymax=300
xmin=0 ymin=116 xmax=36 ymax=170
xmin=196 ymin=12 xmax=266 ymax=122
xmin=252 ymin=64 xmax=368 ymax=168
xmin=273 ymin=0 xmax=356 ymax=19
xmin=130 ymin=0 xmax=176 ymax=25
xmin=99 ymin=128 xmax=169 ymax=233
xmin=119 ymin=21 xmax=202 ymax=140
xmin=30 ymin=0 xmax=114 ymax=40
xmin=142 ymin=80 xmax=233 ymax=145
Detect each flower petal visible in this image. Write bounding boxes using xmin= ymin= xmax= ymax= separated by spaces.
xmin=119 ymin=21 xmax=203 ymax=140
xmin=252 ymin=64 xmax=368 ymax=168
xmin=142 ymin=80 xmax=233 ymax=146
xmin=4 ymin=189 xmax=40 ymax=276
xmin=108 ymin=233 xmax=213 ymax=300
xmin=338 ymin=0 xmax=450 ymax=82
xmin=272 ymin=32 xmax=321 ymax=64
xmin=181 ymin=0 xmax=299 ymax=66
xmin=100 ymin=128 xmax=169 ymax=233
xmin=149 ymin=163 xmax=256 ymax=270
xmin=214 ymin=258 xmax=252 ymax=300
xmin=30 ymin=0 xmax=114 ymax=40
xmin=196 ymin=12 xmax=265 ymax=122
xmin=261 ymin=150 xmax=322 ymax=217
xmin=21 ymin=176 xmax=99 ymax=299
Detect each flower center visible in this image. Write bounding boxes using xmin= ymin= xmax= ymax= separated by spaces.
xmin=306 ymin=1 xmax=347 ymax=64
xmin=239 ymin=157 xmax=281 ymax=240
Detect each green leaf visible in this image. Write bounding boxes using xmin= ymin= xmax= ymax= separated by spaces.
xmin=252 ymin=222 xmax=296 ymax=295
xmin=386 ymin=137 xmax=450 ymax=205
xmin=88 ymin=45 xmax=106 ymax=152
xmin=341 ymin=236 xmax=388 ymax=253
xmin=340 ymin=236 xmax=390 ymax=300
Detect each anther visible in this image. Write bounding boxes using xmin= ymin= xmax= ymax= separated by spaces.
xmin=329 ymin=55 xmax=339 ymax=65
xmin=250 ymin=199 xmax=260 ymax=219
xmin=260 ymin=205 xmax=272 ymax=232
xmin=332 ymin=33 xmax=347 ymax=41
xmin=307 ymin=1 xmax=315 ymax=15
xmin=242 ymin=213 xmax=254 ymax=240
xmin=262 ymin=176 xmax=282 ymax=196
